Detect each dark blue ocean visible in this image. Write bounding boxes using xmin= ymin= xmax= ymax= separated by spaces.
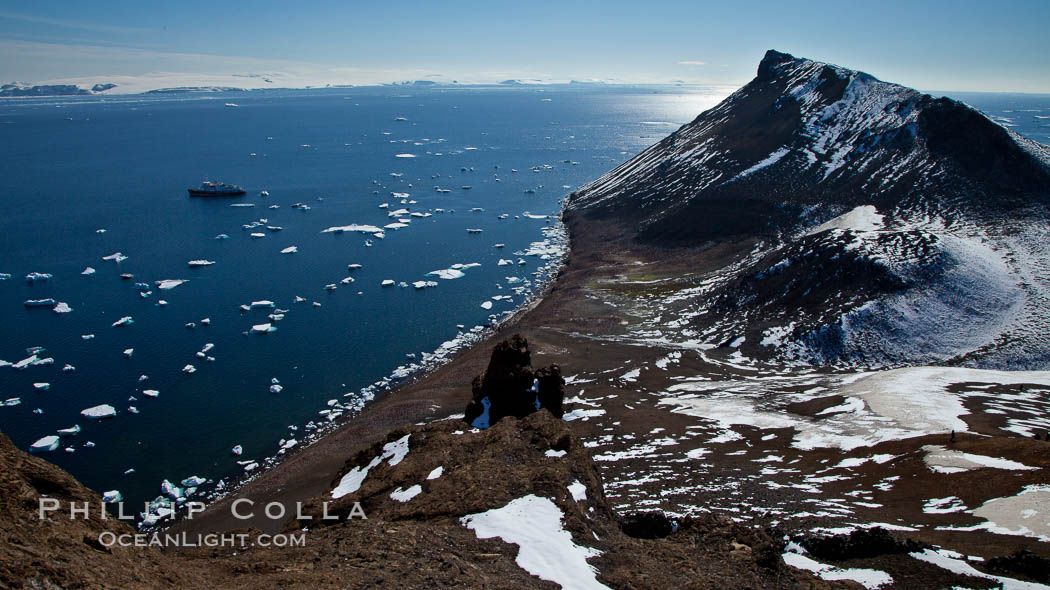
xmin=0 ymin=85 xmax=1046 ymax=518
xmin=0 ymin=84 xmax=723 ymax=514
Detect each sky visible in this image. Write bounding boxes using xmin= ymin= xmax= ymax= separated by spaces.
xmin=0 ymin=0 xmax=1048 ymax=93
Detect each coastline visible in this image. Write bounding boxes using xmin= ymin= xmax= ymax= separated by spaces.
xmin=168 ymin=215 xmax=572 ymax=537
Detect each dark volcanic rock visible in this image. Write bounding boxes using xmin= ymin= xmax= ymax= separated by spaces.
xmin=621 ymin=511 xmax=678 ymax=539
xmin=796 ymin=527 xmax=929 ymax=561
xmin=987 ymin=550 xmax=1050 ymax=583
xmin=563 ymin=48 xmax=1050 ymax=369
xmin=463 ymin=334 xmax=565 ymax=427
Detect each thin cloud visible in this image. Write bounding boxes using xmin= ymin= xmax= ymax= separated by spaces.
xmin=0 ymin=11 xmax=151 ymax=35
xmin=678 ymin=60 xmax=706 ymax=66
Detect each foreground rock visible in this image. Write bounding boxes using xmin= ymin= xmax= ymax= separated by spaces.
xmin=463 ymin=334 xmax=565 ymax=427
xmin=0 ymin=433 xmax=206 ymax=589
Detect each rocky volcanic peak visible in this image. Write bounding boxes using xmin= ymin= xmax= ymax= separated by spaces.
xmin=565 ymin=50 xmax=1050 ymax=369
xmin=569 ymin=49 xmax=1050 ymax=244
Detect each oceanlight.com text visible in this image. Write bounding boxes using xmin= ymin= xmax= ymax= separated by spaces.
xmin=97 ymin=531 xmax=305 ymax=549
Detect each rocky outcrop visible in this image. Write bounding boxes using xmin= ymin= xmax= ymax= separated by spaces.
xmin=0 ymin=433 xmax=206 ymax=589
xmin=795 ymin=527 xmax=929 ymax=561
xmin=463 ymin=334 xmax=565 ymax=427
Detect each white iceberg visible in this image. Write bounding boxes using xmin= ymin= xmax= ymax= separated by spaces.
xmin=187 ymin=260 xmax=215 ymax=267
xmin=102 ymin=490 xmax=123 ymax=503
xmin=30 ymin=436 xmax=60 ymax=452
xmin=182 ymin=364 xmax=196 ymax=373
xmin=143 ymin=390 xmax=159 ymax=398
xmin=53 ymin=302 xmax=72 ymax=314
xmin=101 ymin=252 xmax=126 ymax=262
xmin=112 ymin=316 xmax=134 ymax=327
xmin=181 ymin=476 xmax=207 ymax=487
xmin=14 ymin=356 xmax=38 ymax=370
xmin=33 ymin=383 xmax=49 ymax=391
xmin=321 ymin=224 xmax=383 ymax=234
xmin=280 ymin=246 xmax=298 ymax=254
xmin=155 ymin=279 xmax=187 ymax=290
xmin=81 ymin=267 xmax=96 ymax=275
xmin=381 ymin=280 xmax=395 ymax=287
xmin=413 ymin=281 xmax=438 ymax=289
xmin=427 ymin=269 xmax=466 ymax=280
xmin=251 ymin=323 xmax=276 ymax=334
xmin=81 ymin=404 xmax=116 ymax=419
xmin=270 ymin=384 xmax=283 ymax=393
xmin=232 ymin=445 xmax=243 ymax=456
xmin=481 ymin=301 xmax=493 ymax=310
xmin=123 ymin=349 xmax=134 ymax=358
xmin=57 ymin=425 xmax=81 ymax=436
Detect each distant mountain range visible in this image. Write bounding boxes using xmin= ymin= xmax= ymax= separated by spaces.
xmin=567 ymin=49 xmax=1050 ymax=369
xmin=0 ymin=82 xmax=117 ymax=97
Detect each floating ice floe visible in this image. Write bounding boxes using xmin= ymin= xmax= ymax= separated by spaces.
xmin=428 ymin=269 xmax=466 ymax=280
xmin=26 ymin=271 xmax=53 ymax=282
xmin=321 ymin=224 xmax=383 ymax=234
xmin=128 ymin=406 xmax=139 ymax=413
xmin=188 ymin=260 xmax=215 ymax=267
xmin=182 ymin=364 xmax=196 ymax=373
xmin=33 ymin=383 xmax=49 ymax=391
xmin=381 ymin=280 xmax=395 ymax=287
xmin=81 ymin=404 xmax=116 ymax=419
xmin=53 ymin=302 xmax=72 ymax=313
xmin=250 ymin=232 xmax=265 ymax=238
xmin=413 ymin=281 xmax=438 ymax=290
xmin=2 ymin=398 xmax=21 ymax=407
xmin=324 ymin=284 xmax=337 ymax=291
xmin=143 ymin=390 xmax=159 ymax=398
xmin=200 ymin=318 xmax=210 ymax=325
xmin=215 ymin=234 xmax=229 ymax=240
xmin=244 ymin=300 xmax=275 ymax=310
xmin=24 ymin=299 xmax=56 ymax=308
xmin=481 ymin=301 xmax=493 ymax=310
xmin=62 ymin=364 xmax=75 ymax=372
xmin=102 ymin=490 xmax=123 ymax=503
xmin=81 ymin=267 xmax=95 ymax=275
xmin=270 ymin=384 xmax=283 ymax=393
xmin=280 ymin=246 xmax=298 ymax=254
xmin=102 ymin=252 xmax=127 ymax=263
xmin=12 ymin=356 xmax=36 ymax=370
xmin=57 ymin=425 xmax=80 ymax=436
xmin=232 ymin=445 xmax=243 ymax=456
xmin=123 ymin=349 xmax=134 ymax=358
xmin=181 ymin=476 xmax=207 ymax=487
xmin=30 ymin=436 xmax=60 ymax=452
xmin=112 ymin=316 xmax=134 ymax=327
xmin=466 ymin=228 xmax=483 ymax=234
xmin=82 ymin=334 xmax=94 ymax=340
xmin=0 ymin=273 xmax=9 ymax=280
xmin=251 ymin=323 xmax=276 ymax=334
xmin=155 ymin=279 xmax=187 ymax=290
